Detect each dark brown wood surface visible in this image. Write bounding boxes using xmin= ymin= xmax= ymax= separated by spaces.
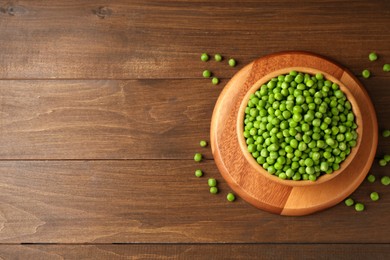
xmin=0 ymin=244 xmax=389 ymax=259
xmin=0 ymin=0 xmax=389 ymax=258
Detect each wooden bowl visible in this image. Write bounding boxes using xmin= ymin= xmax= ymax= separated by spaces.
xmin=236 ymin=67 xmax=361 ymax=187
xmin=210 ymin=51 xmax=377 ymax=216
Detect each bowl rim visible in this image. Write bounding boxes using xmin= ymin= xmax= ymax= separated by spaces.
xmin=236 ymin=66 xmax=363 ymax=187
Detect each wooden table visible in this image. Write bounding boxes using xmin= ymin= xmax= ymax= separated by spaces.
xmin=0 ymin=0 xmax=389 ymax=258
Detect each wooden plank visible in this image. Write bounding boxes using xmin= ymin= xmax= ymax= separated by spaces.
xmin=0 ymin=0 xmax=389 ymax=79
xmin=0 ymin=79 xmax=218 ymax=159
xmin=0 ymin=244 xmax=389 ymax=260
xmin=0 ymin=160 xmax=388 ymax=243
xmin=0 ymin=78 xmax=388 ymax=159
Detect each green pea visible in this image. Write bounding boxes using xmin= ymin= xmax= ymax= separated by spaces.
xmin=201 ymin=53 xmax=209 ymax=62
xmin=362 ymin=69 xmax=370 ymax=78
xmin=381 ymin=176 xmax=390 ymax=186
xmin=379 ymin=159 xmax=387 ymax=167
xmin=370 ymin=192 xmax=379 ymax=201
xmin=366 ymin=174 xmax=375 ymax=183
xmin=202 ymin=69 xmax=212 ymax=79
xmin=278 ymin=172 xmax=287 ymax=179
xmin=320 ymin=162 xmax=329 ymax=172
xmin=195 ymin=169 xmax=203 ymax=177
xmin=368 ymin=52 xmax=378 ymax=61
xmin=355 ymin=203 xmax=364 ymax=212
xmin=214 ymin=54 xmax=222 ymax=62
xmin=210 ymin=187 xmax=218 ymax=194
xmin=344 ymin=198 xmax=354 ymax=206
xmin=194 ymin=153 xmax=202 ymax=162
xmin=208 ymin=178 xmax=217 ymax=187
xmin=228 ymin=58 xmax=236 ymax=67
xmin=383 ymin=64 xmax=390 ymax=72
xmin=227 ymin=192 xmax=236 ymax=202
xmin=384 ymin=155 xmax=390 ymax=162
xmin=200 ymin=140 xmax=208 ymax=147
xmin=383 ymin=130 xmax=390 ymax=137
xmin=212 ymin=77 xmax=219 ymax=85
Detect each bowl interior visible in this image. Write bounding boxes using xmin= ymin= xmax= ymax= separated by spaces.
xmin=237 ymin=67 xmax=363 ymax=187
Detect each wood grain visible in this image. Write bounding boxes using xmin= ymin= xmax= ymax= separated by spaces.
xmin=0 ymin=78 xmax=388 ymax=160
xmin=0 ymin=0 xmax=389 ymax=79
xmin=0 ymin=160 xmax=388 ymax=243
xmin=0 ymin=79 xmax=218 ymax=159
xmin=0 ymin=0 xmax=388 ymax=256
xmin=0 ymin=244 xmax=389 ymax=260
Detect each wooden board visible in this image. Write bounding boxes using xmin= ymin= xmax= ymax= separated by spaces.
xmin=0 ymin=1 xmax=389 ymax=79
xmin=1 ymin=244 xmax=389 ymax=259
xmin=1 ymin=160 xmax=389 ymax=243
xmin=211 ymin=51 xmax=378 ymax=216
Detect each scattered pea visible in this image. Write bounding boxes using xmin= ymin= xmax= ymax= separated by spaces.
xmin=381 ymin=176 xmax=390 ymax=186
xmin=368 ymin=52 xmax=378 ymax=61
xmin=201 ymin=53 xmax=209 ymax=62
xmin=214 ymin=54 xmax=222 ymax=62
xmin=366 ymin=174 xmax=375 ymax=183
xmin=202 ymin=70 xmax=211 ymax=78
xmin=344 ymin=198 xmax=354 ymax=206
xmin=194 ymin=153 xmax=202 ymax=162
xmin=362 ymin=69 xmax=370 ymax=78
xmin=379 ymin=159 xmax=387 ymax=167
xmin=212 ymin=77 xmax=219 ymax=85
xmin=227 ymin=192 xmax=236 ymax=202
xmin=370 ymin=192 xmax=379 ymax=201
xmin=210 ymin=186 xmax=218 ymax=194
xmin=208 ymin=178 xmax=217 ymax=187
xmin=228 ymin=58 xmax=236 ymax=67
xmin=195 ymin=169 xmax=203 ymax=177
xmin=383 ymin=64 xmax=390 ymax=72
xmin=383 ymin=130 xmax=390 ymax=137
xmin=384 ymin=155 xmax=390 ymax=162
xmin=355 ymin=203 xmax=365 ymax=212
xmin=200 ymin=140 xmax=208 ymax=147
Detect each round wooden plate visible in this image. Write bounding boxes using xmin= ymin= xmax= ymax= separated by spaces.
xmin=210 ymin=51 xmax=378 ymax=216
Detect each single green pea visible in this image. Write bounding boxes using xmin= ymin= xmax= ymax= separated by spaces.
xmin=200 ymin=140 xmax=208 ymax=147
xmin=379 ymin=159 xmax=387 ymax=167
xmin=355 ymin=203 xmax=364 ymax=212
xmin=194 ymin=153 xmax=202 ymax=162
xmin=370 ymin=192 xmax=379 ymax=201
xmin=362 ymin=69 xmax=370 ymax=79
xmin=227 ymin=192 xmax=236 ymax=202
xmin=195 ymin=169 xmax=203 ymax=177
xmin=384 ymin=155 xmax=390 ymax=162
xmin=201 ymin=53 xmax=209 ymax=62
xmin=212 ymin=77 xmax=219 ymax=85
xmin=208 ymin=178 xmax=217 ymax=187
xmin=308 ymin=174 xmax=317 ymax=181
xmin=320 ymin=162 xmax=329 ymax=172
xmin=381 ymin=176 xmax=390 ymax=186
xmin=202 ymin=70 xmax=211 ymax=78
xmin=366 ymin=174 xmax=375 ymax=183
xmin=344 ymin=198 xmax=354 ymax=206
xmin=383 ymin=130 xmax=390 ymax=137
xmin=214 ymin=54 xmax=222 ymax=62
xmin=210 ymin=187 xmax=218 ymax=194
xmin=228 ymin=58 xmax=236 ymax=67
xmin=368 ymin=52 xmax=378 ymax=61
xmin=278 ymin=172 xmax=287 ymax=179
xmin=383 ymin=64 xmax=390 ymax=72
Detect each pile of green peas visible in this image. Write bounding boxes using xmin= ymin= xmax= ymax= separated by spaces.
xmin=243 ymin=71 xmax=358 ymax=181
